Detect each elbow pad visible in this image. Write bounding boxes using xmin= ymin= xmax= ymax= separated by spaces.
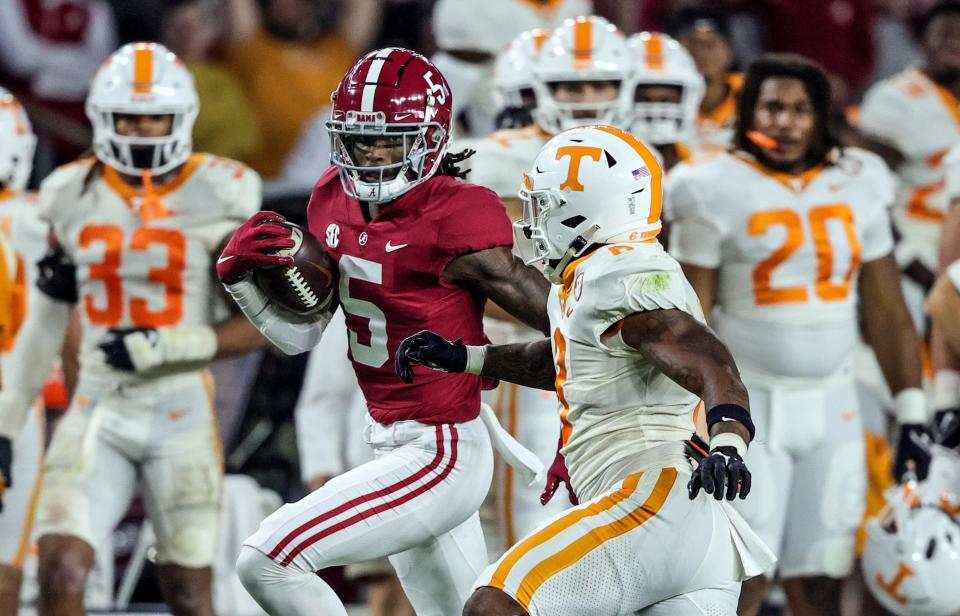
xmin=224 ymin=279 xmax=330 ymax=355
xmin=35 ymin=249 xmax=78 ymax=303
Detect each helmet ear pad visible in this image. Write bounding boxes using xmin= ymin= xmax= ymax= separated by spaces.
xmin=326 ymin=48 xmax=454 ymax=203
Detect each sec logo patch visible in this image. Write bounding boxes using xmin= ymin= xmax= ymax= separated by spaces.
xmin=325 ymin=223 xmax=340 ymax=249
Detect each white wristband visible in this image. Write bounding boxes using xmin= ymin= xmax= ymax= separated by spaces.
xmin=465 ymin=345 xmax=487 ymax=375
xmin=894 ymin=387 xmax=929 ymax=424
xmin=709 ymin=432 xmax=747 ymax=458
xmin=934 ymin=370 xmax=960 ymax=409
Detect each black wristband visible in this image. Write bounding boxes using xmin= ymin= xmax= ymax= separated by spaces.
xmin=706 ymin=404 xmax=755 ymax=442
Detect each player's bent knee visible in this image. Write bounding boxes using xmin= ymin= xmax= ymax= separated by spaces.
xmin=463 ymin=587 xmax=528 ymax=616
xmin=236 ymin=545 xmax=287 ymax=594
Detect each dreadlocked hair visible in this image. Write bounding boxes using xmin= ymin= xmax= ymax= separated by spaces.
xmin=436 ymin=148 xmax=476 ymax=179
xmin=79 ymin=150 xmax=104 ymax=196
xmin=734 ymin=53 xmax=839 ymax=169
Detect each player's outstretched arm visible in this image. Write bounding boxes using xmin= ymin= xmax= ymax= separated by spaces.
xmin=443 ymin=246 xmax=550 ymax=335
xmin=395 ymin=331 xmax=556 ymax=390
xmin=619 ymin=308 xmax=755 ymax=501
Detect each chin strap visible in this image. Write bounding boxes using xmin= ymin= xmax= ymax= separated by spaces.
xmin=547 ymin=225 xmax=600 ymax=284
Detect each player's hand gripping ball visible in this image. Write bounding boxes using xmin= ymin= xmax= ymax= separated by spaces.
xmin=217 ymin=211 xmax=335 ymax=314
xmin=254 ymin=222 xmax=336 ymax=315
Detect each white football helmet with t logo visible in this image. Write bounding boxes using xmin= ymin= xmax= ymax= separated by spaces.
xmin=86 ymin=42 xmax=199 ymax=176
xmin=492 ymin=28 xmax=551 ymax=113
xmin=516 ymin=124 xmax=663 ymax=283
xmin=532 ymin=15 xmax=634 ymax=134
xmin=627 ymin=32 xmax=705 ymax=145
xmin=0 ymin=88 xmax=36 ymax=191
xmin=862 ymin=477 xmax=960 ymax=616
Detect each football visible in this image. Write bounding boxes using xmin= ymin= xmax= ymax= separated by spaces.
xmin=254 ymin=222 xmax=336 ymax=315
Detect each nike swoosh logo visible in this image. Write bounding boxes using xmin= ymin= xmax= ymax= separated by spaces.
xmin=394 ymin=113 xmax=412 ymax=121
xmin=385 ymin=241 xmax=408 ymax=252
xmin=217 ymin=255 xmax=235 ymax=264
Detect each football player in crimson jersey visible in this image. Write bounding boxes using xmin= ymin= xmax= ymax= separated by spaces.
xmin=219 ymin=48 xmax=552 ymax=616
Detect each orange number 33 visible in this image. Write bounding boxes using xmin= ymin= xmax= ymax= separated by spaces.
xmin=79 ymin=225 xmax=186 ymax=327
xmin=749 ymin=204 xmax=861 ymax=305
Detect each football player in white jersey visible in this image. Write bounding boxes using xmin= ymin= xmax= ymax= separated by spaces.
xmin=859 ymin=0 xmax=960 ymax=327
xmin=0 ymin=43 xmax=268 ymax=615
xmin=626 ymin=31 xmax=705 ymax=171
xmin=667 ymin=54 xmax=929 ymax=616
xmin=431 ymin=0 xmax=591 ymax=137
xmin=397 ymin=124 xmax=774 ymax=615
xmin=455 ymin=16 xmax=637 ymax=554
xmin=0 ymin=87 xmax=48 ymax=616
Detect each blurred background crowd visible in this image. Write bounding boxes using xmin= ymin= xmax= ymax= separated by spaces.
xmin=0 ymin=0 xmax=952 ymax=613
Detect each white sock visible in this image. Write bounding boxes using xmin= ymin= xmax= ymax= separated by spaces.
xmin=236 ymin=545 xmax=348 ymax=616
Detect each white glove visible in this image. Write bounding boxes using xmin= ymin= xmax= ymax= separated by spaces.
xmin=99 ymin=325 xmax=218 ymax=374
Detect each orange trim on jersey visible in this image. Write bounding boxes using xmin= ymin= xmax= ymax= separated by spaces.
xmin=699 ymin=73 xmax=743 ymax=125
xmin=102 ymin=154 xmax=205 ymax=215
xmin=518 ymin=0 xmax=563 ymax=14
xmin=559 ymin=249 xmax=598 ymax=302
xmin=0 ymin=189 xmax=14 ymax=203
xmin=572 ymin=17 xmax=593 ymax=68
xmin=493 ymin=468 xmax=677 ymax=609
xmin=13 ymin=401 xmax=45 ymax=567
xmin=132 ymin=45 xmax=154 ymax=95
xmin=487 ymin=125 xmax=552 ymax=149
xmin=645 ymin=33 xmax=664 ymax=71
xmin=733 ymin=153 xmax=826 ymax=194
xmin=552 ymin=328 xmax=573 ymax=447
xmin=920 ymin=338 xmax=935 ymax=382
xmin=531 ymin=29 xmax=550 ymax=52
xmin=928 ymin=79 xmax=960 ymax=128
xmin=593 ymin=125 xmax=663 ymax=226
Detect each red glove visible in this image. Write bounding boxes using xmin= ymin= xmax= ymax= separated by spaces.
xmin=540 ymin=436 xmax=578 ymax=506
xmin=217 ymin=211 xmax=296 ymax=284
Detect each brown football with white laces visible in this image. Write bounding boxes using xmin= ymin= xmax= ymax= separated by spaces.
xmin=254 ymin=222 xmax=336 ymax=315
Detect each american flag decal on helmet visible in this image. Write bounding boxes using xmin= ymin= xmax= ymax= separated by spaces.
xmin=632 ymin=167 xmax=651 ymax=180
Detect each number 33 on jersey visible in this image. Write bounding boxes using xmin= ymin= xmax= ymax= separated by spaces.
xmin=37 ymin=154 xmax=260 ymax=380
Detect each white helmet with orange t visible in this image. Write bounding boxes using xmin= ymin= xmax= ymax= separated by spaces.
xmin=85 ymin=42 xmax=199 ymax=176
xmin=627 ymin=32 xmax=705 ymax=145
xmin=492 ymin=28 xmax=551 ymax=113
xmin=862 ymin=475 xmax=960 ymax=616
xmin=0 ymin=88 xmax=36 ymax=191
xmin=516 ymin=124 xmax=663 ymax=283
xmin=531 ymin=16 xmax=634 ymax=134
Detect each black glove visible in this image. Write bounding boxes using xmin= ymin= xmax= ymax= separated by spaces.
xmin=0 ymin=435 xmax=12 ymax=513
xmin=99 ymin=327 xmax=158 ymax=372
xmin=933 ymin=407 xmax=960 ymax=449
xmin=35 ymin=249 xmax=78 ymax=303
xmin=395 ymin=331 xmax=467 ymax=384
xmin=688 ymin=446 xmax=751 ymax=501
xmin=893 ymin=423 xmax=933 ymax=481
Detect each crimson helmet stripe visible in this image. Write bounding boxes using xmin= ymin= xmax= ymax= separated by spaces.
xmin=361 ymin=48 xmax=395 ymax=112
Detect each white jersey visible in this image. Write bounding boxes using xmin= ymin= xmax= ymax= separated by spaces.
xmin=457 ymin=126 xmax=550 ymax=200
xmin=547 ymin=242 xmax=702 ymax=500
xmin=859 ymin=67 xmax=960 ymax=269
xmin=667 ymin=149 xmax=895 ymax=380
xmin=37 ymin=154 xmax=261 ymax=387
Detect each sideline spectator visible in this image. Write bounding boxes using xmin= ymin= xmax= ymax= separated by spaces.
xmin=161 ymin=0 xmax=260 ymax=162
xmin=222 ymin=0 xmax=381 ymax=178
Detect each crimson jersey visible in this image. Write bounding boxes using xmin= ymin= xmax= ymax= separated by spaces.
xmin=307 ymin=167 xmax=513 ymax=424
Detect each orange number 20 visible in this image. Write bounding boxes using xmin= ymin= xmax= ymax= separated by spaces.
xmin=749 ymin=204 xmax=862 ymax=305
xmin=79 ymin=225 xmax=186 ymax=327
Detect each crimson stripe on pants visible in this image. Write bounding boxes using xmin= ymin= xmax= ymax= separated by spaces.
xmin=280 ymin=424 xmax=460 ymax=567
xmin=267 ymin=425 xmax=446 ymax=561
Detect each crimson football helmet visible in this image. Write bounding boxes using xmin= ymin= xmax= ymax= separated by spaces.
xmin=327 ymin=48 xmax=453 ymax=203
